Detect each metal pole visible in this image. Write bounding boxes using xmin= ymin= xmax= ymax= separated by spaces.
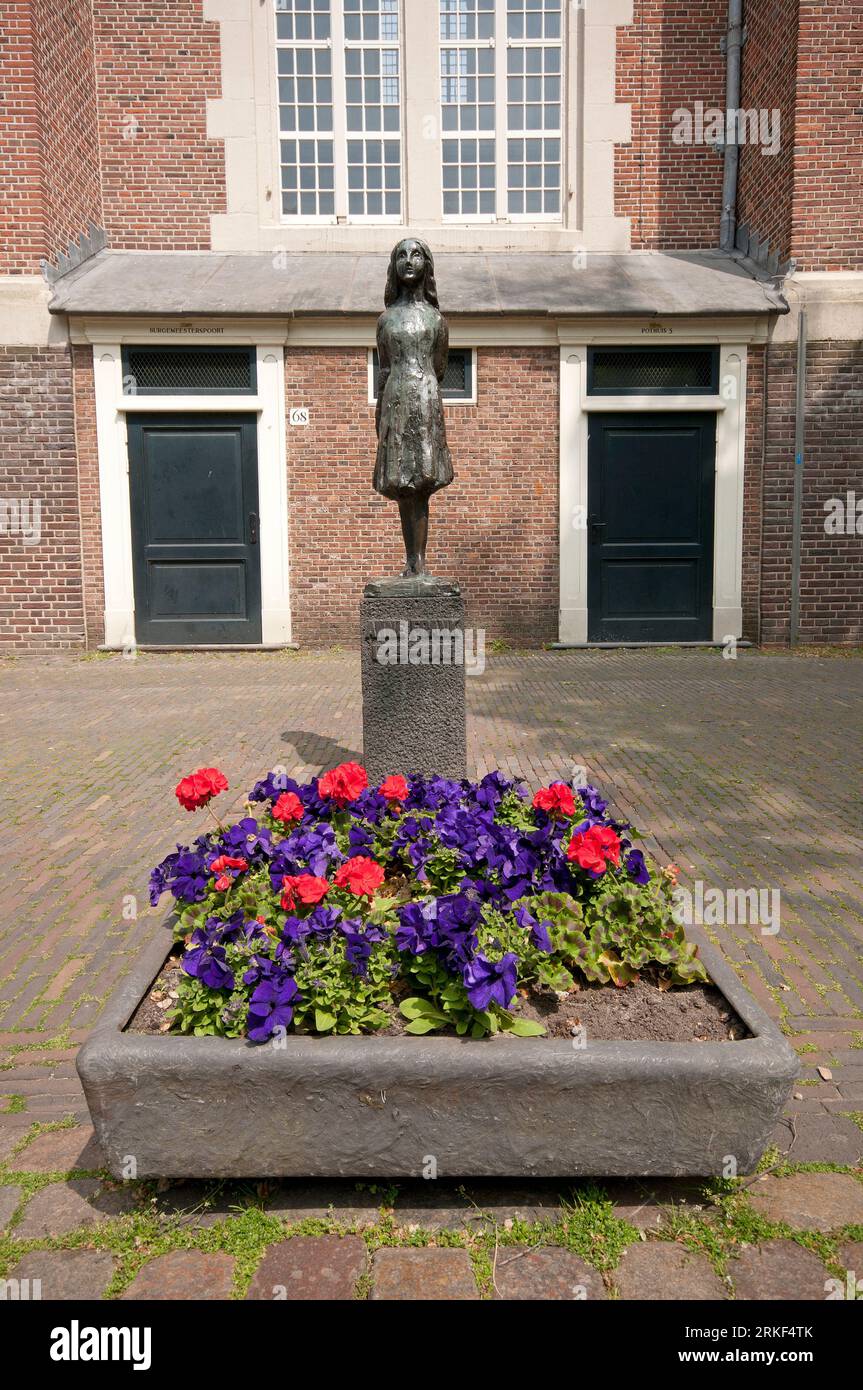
xmin=789 ymin=309 xmax=807 ymax=645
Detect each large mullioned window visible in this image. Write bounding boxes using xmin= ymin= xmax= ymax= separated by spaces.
xmin=276 ymin=0 xmax=403 ymax=221
xmin=274 ymin=0 xmax=564 ymax=223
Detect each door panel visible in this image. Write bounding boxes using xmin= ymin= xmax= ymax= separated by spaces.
xmin=128 ymin=414 xmax=262 ymax=645
xmin=587 ymin=414 xmax=715 ymax=642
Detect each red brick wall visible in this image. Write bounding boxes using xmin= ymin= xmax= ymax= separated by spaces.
xmin=759 ymin=340 xmax=863 ymax=643
xmin=791 ymin=0 xmax=863 ymax=270
xmin=32 ymin=0 xmax=102 ymax=267
xmin=615 ymin=0 xmax=727 ymax=248
xmin=0 ymin=3 xmax=45 ymax=271
xmin=0 ymin=347 xmax=85 ymax=650
xmin=92 ymin=0 xmax=224 ymax=249
xmin=285 ymin=347 xmax=559 ymax=646
xmin=737 ymin=0 xmax=798 ymax=266
xmin=0 ymin=2 xmax=102 ymax=273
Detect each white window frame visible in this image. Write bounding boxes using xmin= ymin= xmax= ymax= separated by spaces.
xmin=502 ymin=0 xmax=566 ymax=222
xmin=439 ymin=2 xmax=498 ymax=224
xmin=274 ymin=0 xmax=406 ymax=226
xmin=439 ymin=0 xmax=566 ymax=225
xmin=367 ymin=345 xmax=478 ymax=404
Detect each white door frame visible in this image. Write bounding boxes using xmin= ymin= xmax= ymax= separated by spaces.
xmin=558 ymin=339 xmax=747 ymax=644
xmin=90 ymin=338 xmax=292 ymax=648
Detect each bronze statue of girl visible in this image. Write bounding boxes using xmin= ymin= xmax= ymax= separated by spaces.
xmin=373 ymin=238 xmax=454 ymax=578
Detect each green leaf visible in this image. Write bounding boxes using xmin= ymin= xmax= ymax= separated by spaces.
xmin=399 ymin=997 xmax=447 ymax=1021
xmin=314 ymin=1008 xmax=337 ymax=1032
xmin=506 ymin=1017 xmax=547 ymax=1037
xmin=404 ymin=1016 xmax=444 ymax=1034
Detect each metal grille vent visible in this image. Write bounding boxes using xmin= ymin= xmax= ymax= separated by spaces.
xmin=372 ymin=348 xmax=472 ymax=401
xmin=588 ymin=348 xmax=717 ymax=395
xmin=123 ymin=347 xmax=256 ymax=396
xmin=441 ymin=353 xmax=468 ymax=394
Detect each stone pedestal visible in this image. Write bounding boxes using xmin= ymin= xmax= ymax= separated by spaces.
xmin=360 ymin=577 xmax=467 ymax=783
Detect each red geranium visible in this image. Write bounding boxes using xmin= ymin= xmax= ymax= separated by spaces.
xmin=272 ymin=791 xmax=304 ymax=825
xmin=210 ymin=856 xmax=248 ymax=875
xmin=567 ymin=825 xmax=621 ymax=875
xmin=379 ymin=774 xmax=409 ymax=804
xmin=175 ymin=766 xmax=228 ymax=813
xmin=280 ymin=873 xmax=331 ymax=911
xmin=211 ymin=856 xmax=247 ymax=891
xmin=333 ymin=856 xmax=386 ymax=898
xmin=533 ymin=783 xmax=576 ymax=818
xmin=317 ymin=761 xmax=368 ymax=807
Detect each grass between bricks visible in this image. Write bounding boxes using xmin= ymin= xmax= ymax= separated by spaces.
xmin=1 ymin=1138 xmax=861 ymax=1299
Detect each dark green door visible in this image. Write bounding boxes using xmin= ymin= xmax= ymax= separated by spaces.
xmin=587 ymin=413 xmax=715 ymax=642
xmin=128 ymin=414 xmax=262 ymax=645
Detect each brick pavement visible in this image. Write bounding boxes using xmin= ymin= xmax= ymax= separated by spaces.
xmin=0 ymin=647 xmax=861 ymax=1299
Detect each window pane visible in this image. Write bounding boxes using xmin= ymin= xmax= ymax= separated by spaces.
xmin=343 ymin=1 xmax=402 ymax=217
xmin=274 ymin=0 xmax=334 ymax=216
xmin=441 ymin=0 xmax=564 ymax=220
xmin=439 ymin=0 xmax=496 ymax=216
xmin=505 ymin=5 xmax=563 ymax=217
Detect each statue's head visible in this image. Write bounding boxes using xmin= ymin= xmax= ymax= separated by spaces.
xmin=384 ymin=237 xmax=439 ymax=308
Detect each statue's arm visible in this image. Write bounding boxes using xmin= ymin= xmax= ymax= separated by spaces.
xmin=374 ymin=316 xmax=390 ymax=437
xmin=433 ymin=313 xmax=449 ymax=383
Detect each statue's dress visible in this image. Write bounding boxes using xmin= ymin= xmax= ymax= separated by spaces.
xmin=373 ymin=300 xmax=454 ymax=500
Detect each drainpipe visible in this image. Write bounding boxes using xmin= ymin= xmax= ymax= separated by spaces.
xmin=789 ymin=310 xmax=807 ymax=645
xmin=719 ymin=0 xmax=745 ymax=250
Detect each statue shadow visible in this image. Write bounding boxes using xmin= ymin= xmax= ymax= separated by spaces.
xmin=279 ymin=729 xmax=362 ymax=776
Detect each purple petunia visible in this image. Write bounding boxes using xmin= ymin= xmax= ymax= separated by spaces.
xmin=150 ymin=847 xmax=214 ymax=905
xmin=182 ymin=934 xmax=234 ymax=991
xmin=247 ymin=972 xmax=300 ymax=1043
xmin=625 ymin=849 xmax=650 ymax=885
xmin=395 ymin=900 xmax=435 ymax=954
xmin=514 ymin=904 xmax=553 ymax=953
xmin=462 ymin=952 xmax=518 ymax=1010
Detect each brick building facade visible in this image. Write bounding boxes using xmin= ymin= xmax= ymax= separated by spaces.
xmin=0 ymin=0 xmax=860 ymax=652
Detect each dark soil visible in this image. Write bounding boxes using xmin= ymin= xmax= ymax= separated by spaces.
xmin=128 ymin=956 xmax=185 ymax=1034
xmin=128 ymin=953 xmax=749 ymax=1043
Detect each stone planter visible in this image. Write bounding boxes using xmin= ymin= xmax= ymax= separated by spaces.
xmin=77 ymin=926 xmax=797 ymax=1180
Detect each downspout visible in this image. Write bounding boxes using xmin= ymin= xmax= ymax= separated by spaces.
xmin=719 ymin=0 xmax=745 ymax=250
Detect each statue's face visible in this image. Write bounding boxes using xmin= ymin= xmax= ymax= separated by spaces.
xmin=394 ymin=239 xmax=426 ymax=287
